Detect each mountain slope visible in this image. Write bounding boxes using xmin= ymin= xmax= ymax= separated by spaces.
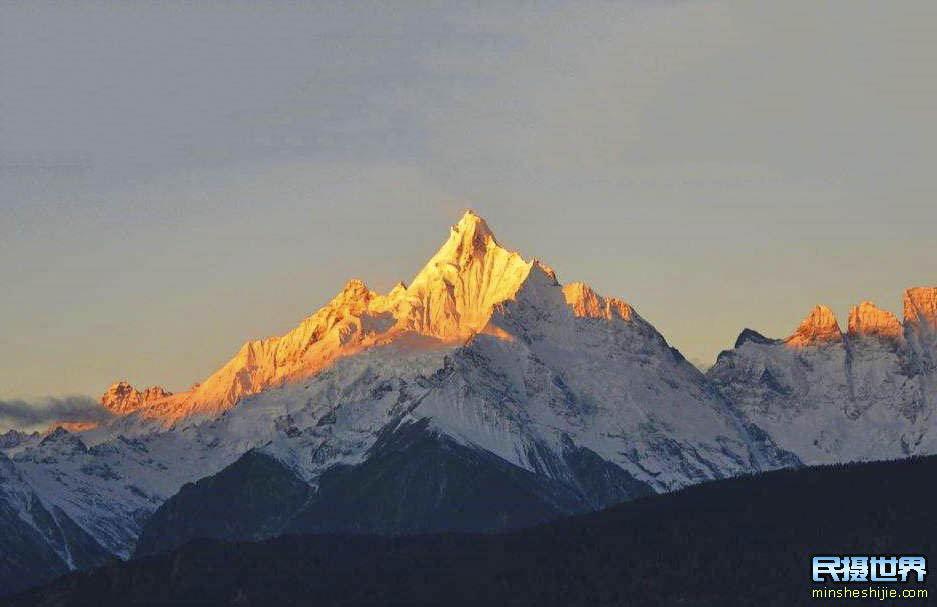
xmin=0 ymin=451 xmax=112 ymax=597
xmin=127 ymin=261 xmax=796 ymax=557
xmin=135 ymin=419 xmax=653 ymax=557
xmin=1 ymin=212 xmax=798 ymax=570
xmin=11 ymin=455 xmax=937 ymax=607
xmin=133 ymin=451 xmax=315 ymax=557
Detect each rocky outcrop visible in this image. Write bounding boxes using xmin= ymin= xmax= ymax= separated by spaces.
xmin=904 ymin=287 xmax=937 ymax=329
xmin=100 ymin=382 xmax=172 ymax=415
xmin=561 ymin=282 xmax=633 ymax=321
xmin=847 ymin=301 xmax=902 ymax=340
xmin=784 ymin=305 xmax=842 ymax=347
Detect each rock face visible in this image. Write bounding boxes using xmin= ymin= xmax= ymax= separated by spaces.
xmin=784 ymin=305 xmax=842 ymax=347
xmin=401 ymin=212 xmax=535 ymax=339
xmin=562 ymin=282 xmax=633 ymax=321
xmin=100 ymin=382 xmax=172 ymax=415
xmin=847 ymin=301 xmax=902 ymax=340
xmin=904 ymin=286 xmax=937 ymax=328
xmin=709 ymin=289 xmax=937 ymax=464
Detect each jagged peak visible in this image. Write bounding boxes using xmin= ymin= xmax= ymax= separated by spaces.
xmin=785 ymin=305 xmax=842 ymax=347
xmin=40 ymin=426 xmax=71 ymax=442
xmin=417 ymin=210 xmax=503 ymax=274
xmin=96 ymin=212 xmax=647 ymax=425
xmin=100 ymin=381 xmax=172 ymax=414
xmin=343 ymin=277 xmax=368 ymax=291
xmin=533 ymin=260 xmax=558 ymax=283
xmin=38 ymin=426 xmax=87 ymax=450
xmin=734 ymin=328 xmax=779 ymax=348
xmin=453 ymin=209 xmax=496 ymax=245
xmin=334 ymin=278 xmax=375 ymax=302
xmin=402 ymin=211 xmax=533 ymax=339
xmin=847 ymin=300 xmax=902 ymax=340
xmin=561 ymin=282 xmax=633 ymax=322
xmin=904 ymin=286 xmax=937 ymax=328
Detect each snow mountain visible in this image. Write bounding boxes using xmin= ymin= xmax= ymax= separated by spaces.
xmin=708 ymin=289 xmax=937 ymax=464
xmin=0 ymin=212 xmax=801 ymax=592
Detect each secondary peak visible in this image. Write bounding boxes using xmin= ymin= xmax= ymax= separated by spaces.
xmin=786 ymin=305 xmax=842 ymax=347
xmin=847 ymin=301 xmax=902 ymax=340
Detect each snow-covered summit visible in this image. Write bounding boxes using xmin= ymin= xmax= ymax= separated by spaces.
xmin=785 ymin=305 xmax=842 ymax=347
xmin=2 ymin=211 xmax=801 ymax=561
xmin=4 ymin=211 xmax=933 ymax=576
xmin=96 ymin=211 xmax=570 ymax=425
xmin=847 ymin=301 xmax=902 ymax=340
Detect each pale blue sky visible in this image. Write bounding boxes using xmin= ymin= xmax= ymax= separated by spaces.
xmin=2 ymin=0 xmax=936 ymax=400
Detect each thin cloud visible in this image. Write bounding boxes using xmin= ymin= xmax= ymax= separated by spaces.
xmin=0 ymin=396 xmax=113 ymax=433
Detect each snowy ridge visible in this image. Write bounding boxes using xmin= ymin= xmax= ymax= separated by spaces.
xmin=1 ymin=212 xmax=795 ymax=559
xmin=1 ymin=450 xmax=89 ymax=570
xmin=98 ymin=211 xmax=538 ymax=425
xmin=708 ymin=289 xmax=937 ymax=465
xmin=2 ymin=212 xmax=934 ymax=572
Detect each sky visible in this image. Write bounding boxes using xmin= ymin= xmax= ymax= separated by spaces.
xmin=2 ymin=0 xmax=936 ymax=407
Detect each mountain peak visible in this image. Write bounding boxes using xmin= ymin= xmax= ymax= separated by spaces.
xmin=847 ymin=301 xmax=902 ymax=340
xmin=433 ymin=210 xmax=499 ymax=264
xmin=786 ymin=305 xmax=842 ymax=347
xmin=904 ymin=286 xmax=937 ymax=328
xmin=94 ymin=212 xmax=650 ymax=425
xmin=342 ymin=278 xmax=370 ymax=293
xmin=403 ymin=211 xmax=532 ymax=339
xmin=115 ymin=212 xmax=538 ymax=423
xmin=454 ymin=209 xmax=495 ymax=243
xmin=100 ymin=381 xmax=172 ymax=414
xmin=330 ymin=279 xmax=376 ymax=307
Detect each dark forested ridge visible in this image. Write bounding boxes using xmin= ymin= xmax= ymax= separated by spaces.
xmin=7 ymin=456 xmax=937 ymax=607
xmin=135 ymin=421 xmax=653 ymax=557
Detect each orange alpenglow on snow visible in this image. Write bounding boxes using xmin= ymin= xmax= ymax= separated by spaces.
xmin=847 ymin=301 xmax=902 ymax=340
xmin=785 ymin=305 xmax=843 ymax=347
xmin=401 ymin=211 xmax=533 ymax=339
xmin=100 ymin=211 xmax=630 ymax=425
xmin=904 ymin=287 xmax=937 ymax=329
xmin=43 ymin=421 xmax=101 ymax=435
xmin=100 ymin=381 xmax=173 ymax=414
xmin=562 ymin=282 xmax=633 ymax=321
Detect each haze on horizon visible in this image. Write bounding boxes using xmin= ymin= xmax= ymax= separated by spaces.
xmin=2 ymin=1 xmax=936 ymax=408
